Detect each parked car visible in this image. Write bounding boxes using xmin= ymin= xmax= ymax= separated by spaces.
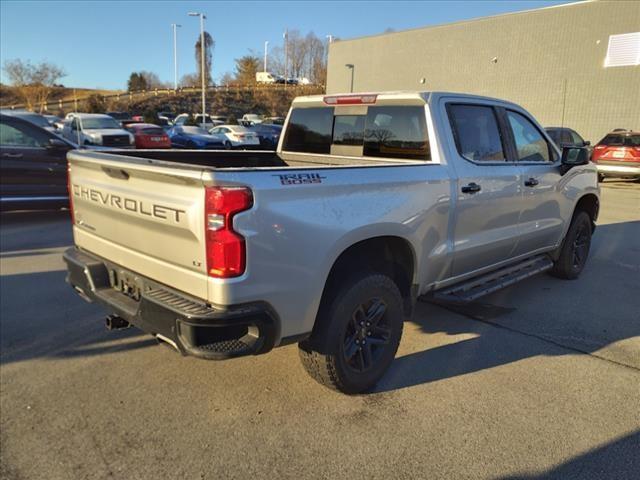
xmin=44 ymin=114 xmax=63 ymax=128
xmin=262 ymin=116 xmax=285 ymax=126
xmin=256 ymin=72 xmax=278 ymax=83
xmin=237 ymin=113 xmax=264 ymax=126
xmin=174 ymin=113 xmax=217 ymax=130
xmin=0 ymin=113 xmax=75 ymax=210
xmin=209 ymin=125 xmax=260 ymax=149
xmin=248 ymin=123 xmax=282 ymax=149
xmin=62 ymin=113 xmax=135 ymax=148
xmin=167 ymin=125 xmax=225 ymax=149
xmin=591 ymin=130 xmax=640 ymax=181
xmin=545 ymin=127 xmax=590 ymax=148
xmin=63 ymin=91 xmax=598 ymax=394
xmin=124 ymin=123 xmax=171 ymax=149
xmin=1 ymin=110 xmax=58 ymax=134
xmin=106 ymin=111 xmax=132 ymax=122
xmin=157 ymin=111 xmax=176 ymax=122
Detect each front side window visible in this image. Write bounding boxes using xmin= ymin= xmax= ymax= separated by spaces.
xmin=0 ymin=121 xmax=45 ymax=147
xmin=282 ymin=107 xmax=334 ymax=154
xmin=364 ymin=106 xmax=430 ymax=160
xmin=507 ymin=111 xmax=552 ymax=162
xmin=448 ymin=104 xmax=505 ymax=162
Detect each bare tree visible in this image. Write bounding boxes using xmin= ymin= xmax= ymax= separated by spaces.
xmin=139 ymin=71 xmax=167 ymax=89
xmin=179 ymin=73 xmax=200 ymax=88
xmin=3 ymin=59 xmax=66 ymax=111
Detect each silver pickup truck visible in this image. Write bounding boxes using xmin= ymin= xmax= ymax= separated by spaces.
xmin=63 ymin=92 xmax=599 ymax=393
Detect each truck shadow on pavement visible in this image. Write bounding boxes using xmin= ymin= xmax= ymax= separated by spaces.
xmin=498 ymin=429 xmax=640 ymax=480
xmin=377 ymin=220 xmax=640 ymax=393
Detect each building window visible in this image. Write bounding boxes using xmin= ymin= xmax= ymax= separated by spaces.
xmin=604 ymin=32 xmax=640 ymax=67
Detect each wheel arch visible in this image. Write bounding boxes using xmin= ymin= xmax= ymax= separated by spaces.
xmin=573 ymin=193 xmax=599 ymax=231
xmin=317 ymin=236 xmax=417 ymax=325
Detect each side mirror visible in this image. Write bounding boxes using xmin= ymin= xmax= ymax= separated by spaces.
xmin=561 ymin=146 xmax=590 ymax=174
xmin=583 ymin=140 xmax=591 ymax=146
xmin=47 ymin=138 xmax=70 ymax=151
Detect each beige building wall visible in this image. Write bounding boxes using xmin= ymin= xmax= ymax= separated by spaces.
xmin=326 ymin=0 xmax=640 ymax=143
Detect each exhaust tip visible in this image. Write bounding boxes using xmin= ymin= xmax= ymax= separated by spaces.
xmin=105 ymin=314 xmax=130 ymax=331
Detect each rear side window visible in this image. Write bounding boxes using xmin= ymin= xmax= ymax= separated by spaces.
xmin=448 ymin=104 xmax=505 ymax=162
xmin=283 ymin=107 xmax=334 ymax=154
xmin=507 ymin=111 xmax=552 ymax=162
xmin=364 ymin=106 xmax=430 ymax=160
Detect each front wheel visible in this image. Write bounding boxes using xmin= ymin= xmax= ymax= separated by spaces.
xmin=298 ymin=273 xmax=403 ymax=394
xmin=224 ymin=141 xmax=232 ymax=150
xmin=550 ymin=211 xmax=592 ymax=279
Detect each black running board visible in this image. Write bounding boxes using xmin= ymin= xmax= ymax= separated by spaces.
xmin=431 ymin=255 xmax=554 ymax=303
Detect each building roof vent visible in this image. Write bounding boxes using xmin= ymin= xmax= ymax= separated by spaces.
xmin=604 ymin=32 xmax=640 ymax=67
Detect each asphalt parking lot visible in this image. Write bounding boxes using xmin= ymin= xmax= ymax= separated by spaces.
xmin=1 ymin=181 xmax=639 ymax=480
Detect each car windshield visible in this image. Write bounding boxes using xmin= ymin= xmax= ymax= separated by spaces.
xmin=599 ymin=134 xmax=640 ymax=147
xmin=182 ymin=126 xmax=209 ymax=135
xmin=82 ymin=117 xmax=121 ymax=129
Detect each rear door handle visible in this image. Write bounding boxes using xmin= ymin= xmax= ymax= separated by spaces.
xmin=524 ymin=178 xmax=539 ymax=187
xmin=2 ymin=152 xmax=23 ymax=159
xmin=461 ymin=182 xmax=481 ymax=194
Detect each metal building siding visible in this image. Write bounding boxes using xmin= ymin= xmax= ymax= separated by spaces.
xmin=326 ymin=0 xmax=640 ymax=143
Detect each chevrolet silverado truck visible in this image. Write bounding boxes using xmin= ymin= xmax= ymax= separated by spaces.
xmin=63 ymin=92 xmax=599 ymax=394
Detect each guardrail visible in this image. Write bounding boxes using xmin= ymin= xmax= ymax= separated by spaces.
xmin=1 ymin=84 xmax=325 ymax=112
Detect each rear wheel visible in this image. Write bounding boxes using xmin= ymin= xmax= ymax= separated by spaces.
xmin=224 ymin=141 xmax=232 ymax=150
xmin=550 ymin=211 xmax=592 ymax=280
xmin=298 ymin=273 xmax=403 ymax=394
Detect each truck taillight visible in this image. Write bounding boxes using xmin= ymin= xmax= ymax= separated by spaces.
xmin=67 ymin=162 xmax=74 ymax=224
xmin=205 ymin=186 xmax=253 ymax=278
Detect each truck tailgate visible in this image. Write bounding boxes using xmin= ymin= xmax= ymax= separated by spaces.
xmin=68 ymin=151 xmax=208 ymax=299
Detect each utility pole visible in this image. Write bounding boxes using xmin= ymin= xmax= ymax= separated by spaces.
xmin=171 ymin=23 xmax=181 ymax=90
xmin=189 ymin=12 xmax=207 ymax=126
xmin=264 ymin=40 xmax=269 ymax=72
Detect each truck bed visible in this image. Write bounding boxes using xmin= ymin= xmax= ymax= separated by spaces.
xmin=102 ymin=149 xmax=422 ymax=170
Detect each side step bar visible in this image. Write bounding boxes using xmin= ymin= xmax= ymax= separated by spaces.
xmin=432 ymin=255 xmax=554 ymax=303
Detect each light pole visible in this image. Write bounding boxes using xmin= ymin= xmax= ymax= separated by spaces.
xmin=189 ymin=12 xmax=206 ymax=126
xmin=345 ymin=64 xmax=354 ymax=93
xmin=264 ymin=40 xmax=269 ymax=72
xmin=171 ymin=23 xmax=181 ymax=90
xmin=283 ymin=29 xmax=288 ymax=88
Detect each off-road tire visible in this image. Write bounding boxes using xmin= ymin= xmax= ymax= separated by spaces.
xmin=298 ymin=273 xmax=403 ymax=394
xmin=550 ymin=211 xmax=592 ymax=280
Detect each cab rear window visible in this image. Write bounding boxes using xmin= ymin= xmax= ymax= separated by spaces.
xmin=283 ymin=105 xmax=431 ymax=160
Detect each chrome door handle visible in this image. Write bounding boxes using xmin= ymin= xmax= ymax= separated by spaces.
xmin=524 ymin=178 xmax=539 ymax=187
xmin=2 ymin=152 xmax=23 ymax=158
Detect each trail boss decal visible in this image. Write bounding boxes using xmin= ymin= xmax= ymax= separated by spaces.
xmin=273 ymin=173 xmax=326 ymax=185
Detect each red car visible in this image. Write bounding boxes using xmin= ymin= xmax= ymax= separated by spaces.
xmin=592 ymin=130 xmax=640 ymax=182
xmin=125 ymin=123 xmax=171 ymax=149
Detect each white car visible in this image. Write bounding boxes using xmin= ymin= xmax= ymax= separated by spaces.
xmin=174 ymin=113 xmax=217 ymax=130
xmin=209 ymin=125 xmax=260 ymax=149
xmin=61 ymin=113 xmax=135 ymax=148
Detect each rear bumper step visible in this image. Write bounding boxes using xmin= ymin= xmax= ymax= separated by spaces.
xmin=63 ymin=247 xmax=278 ymax=360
